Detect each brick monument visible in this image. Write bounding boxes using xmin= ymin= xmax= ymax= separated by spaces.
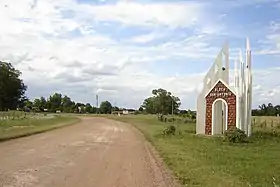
xmin=205 ymin=80 xmax=236 ymax=135
xmin=196 ymin=39 xmax=253 ymax=136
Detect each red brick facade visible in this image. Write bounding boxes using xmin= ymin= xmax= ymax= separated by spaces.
xmin=205 ymin=81 xmax=236 ymax=135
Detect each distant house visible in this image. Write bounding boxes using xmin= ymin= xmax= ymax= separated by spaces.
xmin=112 ymin=109 xmax=135 ymax=115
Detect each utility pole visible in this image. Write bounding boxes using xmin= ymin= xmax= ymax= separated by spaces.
xmin=171 ymin=98 xmax=174 ymax=116
xmin=96 ymin=94 xmax=99 ymax=114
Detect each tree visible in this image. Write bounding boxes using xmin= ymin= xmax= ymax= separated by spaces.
xmin=112 ymin=106 xmax=119 ymax=112
xmin=61 ymin=95 xmax=74 ymax=113
xmin=99 ymin=101 xmax=112 ymax=114
xmin=48 ymin=93 xmax=62 ymax=112
xmin=0 ymin=61 xmax=27 ymax=110
xmin=142 ymin=97 xmax=157 ymax=114
xmin=75 ymin=102 xmax=85 ymax=113
xmin=138 ymin=106 xmax=143 ymax=112
xmin=253 ymin=103 xmax=280 ymax=116
xmin=24 ymin=99 xmax=33 ymax=110
xmin=141 ymin=88 xmax=181 ymax=115
xmin=90 ymin=106 xmax=97 ymax=113
xmin=40 ymin=97 xmax=47 ymax=110
xmin=85 ymin=103 xmax=92 ymax=113
xmin=33 ymin=98 xmax=42 ymax=111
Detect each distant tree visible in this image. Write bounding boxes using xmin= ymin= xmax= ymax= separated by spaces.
xmin=142 ymin=97 xmax=157 ymax=114
xmin=40 ymin=97 xmax=47 ymax=110
xmin=138 ymin=106 xmax=144 ymax=112
xmin=0 ymin=61 xmax=27 ymax=110
xmin=141 ymin=88 xmax=181 ymax=115
xmin=99 ymin=101 xmax=112 ymax=114
xmin=112 ymin=106 xmax=119 ymax=112
xmin=275 ymin=105 xmax=280 ymax=116
xmin=24 ymin=99 xmax=33 ymax=110
xmin=61 ymin=95 xmax=74 ymax=113
xmin=85 ymin=103 xmax=92 ymax=113
xmin=48 ymin=93 xmax=62 ymax=112
xmin=33 ymin=98 xmax=42 ymax=110
xmin=91 ymin=106 xmax=97 ymax=113
xmin=74 ymin=102 xmax=85 ymax=113
xmin=252 ymin=103 xmax=280 ymax=116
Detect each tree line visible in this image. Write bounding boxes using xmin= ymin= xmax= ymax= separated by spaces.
xmin=24 ymin=93 xmax=119 ymax=114
xmin=252 ymin=103 xmax=280 ymax=116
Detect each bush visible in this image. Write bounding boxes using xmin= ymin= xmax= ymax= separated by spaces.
xmin=183 ymin=118 xmax=193 ymax=124
xmin=224 ymin=126 xmax=247 ymax=143
xmin=162 ymin=125 xmax=176 ymax=135
xmin=167 ymin=117 xmax=175 ymax=122
xmin=158 ymin=114 xmax=166 ymax=122
xmin=176 ymin=118 xmax=182 ymax=123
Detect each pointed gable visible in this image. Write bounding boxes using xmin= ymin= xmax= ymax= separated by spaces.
xmin=205 ymin=79 xmax=236 ymax=99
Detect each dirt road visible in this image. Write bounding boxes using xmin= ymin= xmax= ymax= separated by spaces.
xmin=0 ymin=117 xmax=177 ymax=187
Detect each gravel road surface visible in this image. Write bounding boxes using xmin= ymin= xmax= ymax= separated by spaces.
xmin=0 ymin=117 xmax=178 ymax=187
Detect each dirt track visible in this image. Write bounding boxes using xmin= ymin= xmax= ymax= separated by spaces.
xmin=0 ymin=117 xmax=178 ymax=187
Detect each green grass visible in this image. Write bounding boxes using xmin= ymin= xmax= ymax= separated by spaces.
xmin=107 ymin=115 xmax=280 ymax=187
xmin=0 ymin=114 xmax=80 ymax=142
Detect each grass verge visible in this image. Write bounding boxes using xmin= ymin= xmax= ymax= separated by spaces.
xmin=0 ymin=115 xmax=80 ymax=142
xmin=107 ymin=115 xmax=280 ymax=187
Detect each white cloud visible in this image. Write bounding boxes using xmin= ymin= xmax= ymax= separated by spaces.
xmin=251 ymin=68 xmax=280 ymax=107
xmin=74 ymin=1 xmax=206 ymax=28
xmin=0 ymin=0 xmax=279 ymax=110
xmin=129 ymin=32 xmax=163 ymax=43
xmin=209 ymin=0 xmax=280 ymax=8
xmin=255 ymin=20 xmax=280 ymax=55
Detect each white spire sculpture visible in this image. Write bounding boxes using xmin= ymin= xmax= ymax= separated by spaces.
xmin=196 ymin=39 xmax=253 ymax=136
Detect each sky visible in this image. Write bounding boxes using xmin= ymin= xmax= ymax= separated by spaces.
xmin=0 ymin=0 xmax=280 ymax=110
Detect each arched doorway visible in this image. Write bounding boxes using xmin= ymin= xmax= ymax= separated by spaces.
xmin=205 ymin=80 xmax=236 ymax=135
xmin=212 ymin=98 xmax=228 ymax=135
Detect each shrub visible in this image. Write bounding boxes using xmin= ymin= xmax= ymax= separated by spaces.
xmin=162 ymin=125 xmax=176 ymax=135
xmin=176 ymin=118 xmax=182 ymax=123
xmin=183 ymin=118 xmax=193 ymax=124
xmin=158 ymin=115 xmax=164 ymax=122
xmin=167 ymin=117 xmax=175 ymax=122
xmin=224 ymin=126 xmax=247 ymax=143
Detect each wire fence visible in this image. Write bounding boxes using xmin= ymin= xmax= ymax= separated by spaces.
xmin=252 ymin=116 xmax=280 ymax=132
xmin=160 ymin=115 xmax=280 ymax=133
xmin=0 ymin=110 xmax=44 ymax=121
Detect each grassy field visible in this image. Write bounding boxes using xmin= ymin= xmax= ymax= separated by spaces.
xmin=0 ymin=113 xmax=80 ymax=142
xmin=252 ymin=116 xmax=280 ymax=132
xmin=107 ymin=115 xmax=280 ymax=187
